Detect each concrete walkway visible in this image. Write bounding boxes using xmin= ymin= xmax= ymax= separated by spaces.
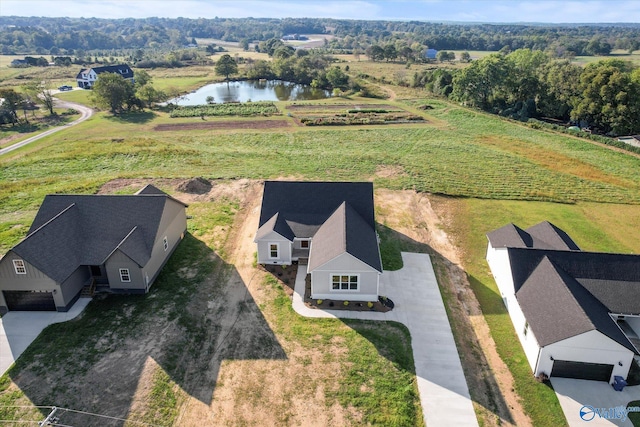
xmin=0 ymin=297 xmax=92 ymax=376
xmin=552 ymin=378 xmax=640 ymax=426
xmin=292 ymin=252 xmax=478 ymax=427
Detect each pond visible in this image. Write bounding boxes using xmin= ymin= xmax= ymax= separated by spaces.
xmin=171 ymin=80 xmax=331 ymax=105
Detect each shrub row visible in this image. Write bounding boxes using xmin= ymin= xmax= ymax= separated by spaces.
xmin=527 ymin=119 xmax=640 ymax=155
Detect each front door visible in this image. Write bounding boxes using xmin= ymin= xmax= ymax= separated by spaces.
xmin=90 ymin=265 xmax=108 ymax=284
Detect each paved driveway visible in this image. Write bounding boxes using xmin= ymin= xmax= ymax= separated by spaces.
xmin=552 ymin=378 xmax=640 ymax=426
xmin=292 ymin=252 xmax=479 ymax=427
xmin=0 ymin=297 xmax=92 ymax=376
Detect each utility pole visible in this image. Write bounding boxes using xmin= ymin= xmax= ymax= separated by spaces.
xmin=39 ymin=406 xmax=59 ymax=426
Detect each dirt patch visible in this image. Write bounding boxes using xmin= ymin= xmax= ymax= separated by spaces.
xmin=176 ymin=177 xmax=212 ymax=195
xmin=153 ymin=119 xmax=291 ymax=131
xmin=375 ymin=189 xmax=532 ymax=427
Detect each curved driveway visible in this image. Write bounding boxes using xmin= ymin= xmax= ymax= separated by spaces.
xmin=292 ymin=252 xmax=479 ymax=427
xmin=0 ymin=94 xmax=93 ymax=156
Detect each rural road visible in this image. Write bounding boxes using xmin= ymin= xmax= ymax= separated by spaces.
xmin=0 ymin=94 xmax=93 ymax=156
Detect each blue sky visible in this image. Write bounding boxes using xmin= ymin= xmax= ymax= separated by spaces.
xmin=1 ymin=0 xmax=639 ymax=23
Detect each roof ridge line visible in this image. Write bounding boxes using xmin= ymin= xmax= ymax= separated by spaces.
xmin=22 ymin=203 xmax=76 ymax=241
xmin=102 ymin=225 xmax=143 ymax=266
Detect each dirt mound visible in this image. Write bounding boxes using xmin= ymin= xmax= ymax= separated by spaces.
xmin=176 ymin=177 xmax=212 ymax=195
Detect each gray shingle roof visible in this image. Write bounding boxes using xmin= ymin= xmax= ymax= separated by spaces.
xmin=257 ymin=181 xmax=381 ymax=272
xmin=308 ymin=202 xmax=382 ymax=272
xmin=516 ymin=257 xmax=635 ymax=352
xmin=525 ymin=221 xmax=580 ymax=251
xmin=488 ymin=221 xmax=640 ymax=353
xmin=11 ymin=188 xmax=185 ymax=283
xmin=487 ymin=221 xmax=580 ymax=250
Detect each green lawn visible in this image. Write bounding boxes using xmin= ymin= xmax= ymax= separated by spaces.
xmin=1 ymin=94 xmax=640 ymax=426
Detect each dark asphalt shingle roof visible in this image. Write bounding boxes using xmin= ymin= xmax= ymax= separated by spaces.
xmin=487 ymin=221 xmax=580 ymax=250
xmin=308 ymin=202 xmax=382 ymax=272
xmin=516 ymin=257 xmax=636 ymax=352
xmin=257 ymin=181 xmax=381 ymax=272
xmin=488 ymin=221 xmax=640 ymax=353
xmin=525 ymin=221 xmax=580 ymax=251
xmin=11 ymin=188 xmax=185 ymax=283
xmin=76 ymin=64 xmax=134 ymax=80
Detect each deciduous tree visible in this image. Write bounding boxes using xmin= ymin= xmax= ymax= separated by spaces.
xmin=215 ymin=54 xmax=238 ymax=80
xmin=90 ymin=73 xmax=136 ymax=114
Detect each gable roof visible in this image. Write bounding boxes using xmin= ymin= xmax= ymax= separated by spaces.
xmin=516 ymin=257 xmax=635 ymax=351
xmin=487 ymin=221 xmax=580 ymax=250
xmin=257 ymin=181 xmax=381 ymax=272
xmin=488 ymin=221 xmax=640 ymax=353
xmin=10 ymin=186 xmax=186 ymax=283
xmin=258 ymin=181 xmax=376 ymax=237
xmin=308 ymin=202 xmax=382 ymax=272
xmin=76 ymin=64 xmax=134 ymax=80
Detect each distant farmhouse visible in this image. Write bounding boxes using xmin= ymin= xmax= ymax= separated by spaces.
xmin=76 ymin=64 xmax=134 ymax=89
xmin=255 ymin=181 xmax=382 ymax=302
xmin=281 ymin=34 xmax=309 ymax=41
xmin=486 ymin=221 xmax=640 ymax=383
xmin=0 ymin=185 xmax=187 ymax=313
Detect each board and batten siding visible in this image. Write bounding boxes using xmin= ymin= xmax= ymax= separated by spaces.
xmin=0 ymin=251 xmax=59 ymax=309
xmin=256 ymin=231 xmax=292 ymax=265
xmin=538 ymin=330 xmax=634 ymax=382
xmin=310 ymin=252 xmax=379 ymax=302
xmin=141 ymin=199 xmax=187 ymax=290
xmin=105 ymin=249 xmax=144 ymax=290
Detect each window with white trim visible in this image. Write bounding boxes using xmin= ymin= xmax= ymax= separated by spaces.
xmin=269 ymin=243 xmax=279 ymax=259
xmin=163 ymin=236 xmax=168 ymax=251
xmin=119 ymin=268 xmax=131 ymax=282
xmin=332 ymin=274 xmax=359 ymax=291
xmin=523 ymin=321 xmax=529 ymax=337
xmin=13 ymin=259 xmax=26 ymax=275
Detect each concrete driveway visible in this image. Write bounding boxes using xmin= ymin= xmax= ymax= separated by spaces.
xmin=292 ymin=252 xmax=479 ymax=427
xmin=552 ymin=378 xmax=640 ymax=426
xmin=0 ymin=297 xmax=92 ymax=376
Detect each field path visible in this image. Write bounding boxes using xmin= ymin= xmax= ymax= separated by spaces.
xmin=0 ymin=97 xmax=93 ymax=156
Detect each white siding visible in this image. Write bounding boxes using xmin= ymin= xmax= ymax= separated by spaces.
xmin=310 ymin=252 xmax=379 ymax=302
xmin=256 ymin=231 xmax=292 ymax=265
xmin=623 ymin=316 xmax=640 ymax=337
xmin=538 ymin=330 xmax=634 ymax=382
xmin=486 ymin=244 xmax=516 ymax=300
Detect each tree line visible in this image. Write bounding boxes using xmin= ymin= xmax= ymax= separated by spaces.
xmin=1 ymin=16 xmax=638 ymax=59
xmin=412 ymin=49 xmax=640 ymax=135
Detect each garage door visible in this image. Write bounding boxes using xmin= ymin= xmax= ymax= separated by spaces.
xmin=3 ymin=291 xmax=56 ymax=311
xmin=551 ymin=360 xmax=613 ymax=382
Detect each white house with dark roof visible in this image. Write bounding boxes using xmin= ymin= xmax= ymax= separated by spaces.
xmin=255 ymin=181 xmax=382 ymax=302
xmin=486 ymin=221 xmax=640 ymax=383
xmin=76 ymin=64 xmax=134 ymax=89
xmin=0 ymin=185 xmax=187 ymax=313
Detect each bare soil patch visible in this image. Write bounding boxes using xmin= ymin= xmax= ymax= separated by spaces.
xmin=153 ymin=119 xmax=291 ymax=131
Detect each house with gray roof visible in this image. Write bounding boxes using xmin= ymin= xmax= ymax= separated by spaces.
xmin=0 ymin=185 xmax=187 ymax=313
xmin=255 ymin=181 xmax=382 ymax=302
xmin=76 ymin=64 xmax=134 ymax=89
xmin=486 ymin=221 xmax=640 ymax=383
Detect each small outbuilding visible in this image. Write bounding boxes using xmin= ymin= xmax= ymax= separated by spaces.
xmin=0 ymin=185 xmax=188 ymax=313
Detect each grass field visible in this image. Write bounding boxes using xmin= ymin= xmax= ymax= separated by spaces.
xmin=1 ymin=86 xmax=640 ymax=426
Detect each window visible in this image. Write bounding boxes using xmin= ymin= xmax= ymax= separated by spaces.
xmin=163 ymin=236 xmax=169 ymax=251
xmin=269 ymin=243 xmax=279 ymax=259
xmin=119 ymin=268 xmax=131 ymax=282
xmin=13 ymin=259 xmax=26 ymax=274
xmin=332 ymin=275 xmax=359 ymax=291
xmin=300 ymin=240 xmax=309 ymax=248
xmin=523 ymin=321 xmax=529 ymax=337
